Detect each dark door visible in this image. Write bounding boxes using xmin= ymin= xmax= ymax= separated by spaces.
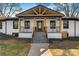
xmin=37 ymin=21 xmax=43 ymax=31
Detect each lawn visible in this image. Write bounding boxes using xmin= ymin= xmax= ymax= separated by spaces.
xmin=0 ymin=38 xmax=31 ymax=56
xmin=49 ymin=39 xmax=79 ymax=56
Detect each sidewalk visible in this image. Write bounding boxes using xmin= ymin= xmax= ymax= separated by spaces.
xmin=28 ymin=43 xmax=50 ymax=56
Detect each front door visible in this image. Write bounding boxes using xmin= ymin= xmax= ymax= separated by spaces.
xmin=37 ymin=21 xmax=43 ymax=31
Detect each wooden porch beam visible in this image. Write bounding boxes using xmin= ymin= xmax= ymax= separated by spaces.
xmin=44 ymin=18 xmax=46 ymax=26
xmin=34 ymin=18 xmax=37 ymax=32
xmin=42 ymin=9 xmax=47 ymax=15
xmin=33 ymin=9 xmax=38 ymax=15
xmin=39 ymin=6 xmax=41 ymax=14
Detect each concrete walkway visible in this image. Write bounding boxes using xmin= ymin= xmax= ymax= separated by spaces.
xmin=28 ymin=32 xmax=50 ymax=56
xmin=28 ymin=43 xmax=49 ymax=56
xmin=41 ymin=49 xmax=52 ymax=56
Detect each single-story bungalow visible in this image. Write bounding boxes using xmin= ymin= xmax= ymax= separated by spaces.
xmin=0 ymin=5 xmax=79 ymax=39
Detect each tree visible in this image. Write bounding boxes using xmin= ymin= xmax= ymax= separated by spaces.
xmin=53 ymin=3 xmax=79 ymax=17
xmin=0 ymin=3 xmax=22 ymax=17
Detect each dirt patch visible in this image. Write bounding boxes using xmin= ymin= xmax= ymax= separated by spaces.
xmin=49 ymin=39 xmax=79 ymax=56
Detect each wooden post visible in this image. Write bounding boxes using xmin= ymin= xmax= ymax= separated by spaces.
xmin=33 ymin=18 xmax=36 ymax=37
xmin=45 ymin=18 xmax=46 ymax=26
xmin=59 ymin=17 xmax=62 ymax=32
xmin=18 ymin=18 xmax=21 ymax=32
xmin=43 ymin=18 xmax=46 ymax=32
xmin=39 ymin=6 xmax=41 ymax=14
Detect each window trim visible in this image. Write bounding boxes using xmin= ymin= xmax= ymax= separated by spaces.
xmin=24 ymin=21 xmax=30 ymax=29
xmin=0 ymin=21 xmax=2 ymax=29
xmin=50 ymin=20 xmax=56 ymax=29
xmin=13 ymin=21 xmax=18 ymax=29
xmin=63 ymin=20 xmax=69 ymax=29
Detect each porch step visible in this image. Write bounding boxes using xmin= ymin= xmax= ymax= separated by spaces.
xmin=32 ymin=32 xmax=48 ymax=43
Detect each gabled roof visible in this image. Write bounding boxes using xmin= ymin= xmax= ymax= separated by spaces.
xmin=16 ymin=5 xmax=64 ymax=17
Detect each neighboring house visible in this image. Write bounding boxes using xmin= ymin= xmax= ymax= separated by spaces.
xmin=0 ymin=5 xmax=79 ymax=39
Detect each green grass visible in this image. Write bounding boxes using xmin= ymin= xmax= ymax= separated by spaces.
xmin=0 ymin=39 xmax=31 ymax=56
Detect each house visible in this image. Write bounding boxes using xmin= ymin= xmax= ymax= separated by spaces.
xmin=0 ymin=5 xmax=79 ymax=39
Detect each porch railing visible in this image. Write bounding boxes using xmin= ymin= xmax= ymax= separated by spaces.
xmin=20 ymin=26 xmax=60 ymax=33
xmin=47 ymin=26 xmax=60 ymax=33
xmin=20 ymin=26 xmax=32 ymax=33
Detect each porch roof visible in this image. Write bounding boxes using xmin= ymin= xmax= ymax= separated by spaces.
xmin=16 ymin=5 xmax=64 ymax=17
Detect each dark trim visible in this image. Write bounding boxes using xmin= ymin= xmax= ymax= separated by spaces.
xmin=24 ymin=21 xmax=30 ymax=29
xmin=0 ymin=17 xmax=79 ymax=21
xmin=62 ymin=18 xmax=79 ymax=21
xmin=0 ymin=21 xmax=2 ymax=29
xmin=13 ymin=20 xmax=18 ymax=29
xmin=19 ymin=16 xmax=62 ymax=19
xmin=63 ymin=20 xmax=69 ymax=29
xmin=47 ymin=32 xmax=60 ymax=33
xmin=20 ymin=32 xmax=32 ymax=33
xmin=50 ymin=20 xmax=56 ymax=29
xmin=0 ymin=17 xmax=18 ymax=21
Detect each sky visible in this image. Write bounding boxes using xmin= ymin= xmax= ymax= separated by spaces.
xmin=20 ymin=3 xmax=54 ymax=11
xmin=13 ymin=3 xmax=54 ymax=17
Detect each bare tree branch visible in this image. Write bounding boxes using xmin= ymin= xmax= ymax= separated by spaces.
xmin=0 ymin=3 xmax=22 ymax=17
xmin=53 ymin=3 xmax=79 ymax=17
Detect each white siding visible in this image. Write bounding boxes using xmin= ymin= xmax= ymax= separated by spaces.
xmin=76 ymin=21 xmax=79 ymax=36
xmin=6 ymin=19 xmax=34 ymax=35
xmin=0 ymin=21 xmax=6 ymax=33
xmin=19 ymin=33 xmax=32 ymax=38
xmin=7 ymin=21 xmax=19 ymax=35
xmin=1 ymin=18 xmax=79 ymax=38
xmin=48 ymin=33 xmax=62 ymax=39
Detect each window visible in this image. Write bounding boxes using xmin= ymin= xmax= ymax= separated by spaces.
xmin=12 ymin=33 xmax=18 ymax=37
xmin=0 ymin=21 xmax=2 ymax=29
xmin=13 ymin=21 xmax=18 ymax=29
xmin=63 ymin=20 xmax=69 ymax=29
xmin=24 ymin=21 xmax=30 ymax=29
xmin=50 ymin=21 xmax=56 ymax=29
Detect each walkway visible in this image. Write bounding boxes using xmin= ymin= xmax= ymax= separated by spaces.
xmin=28 ymin=32 xmax=50 ymax=56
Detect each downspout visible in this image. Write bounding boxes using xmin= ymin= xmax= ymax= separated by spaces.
xmin=74 ymin=20 xmax=76 ymax=37
xmin=5 ymin=21 xmax=7 ymax=34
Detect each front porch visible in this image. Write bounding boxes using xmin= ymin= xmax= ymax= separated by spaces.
xmin=16 ymin=5 xmax=64 ymax=39
xmin=18 ymin=17 xmax=62 ymax=39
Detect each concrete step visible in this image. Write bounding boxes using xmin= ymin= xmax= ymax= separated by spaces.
xmin=32 ymin=32 xmax=48 ymax=43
